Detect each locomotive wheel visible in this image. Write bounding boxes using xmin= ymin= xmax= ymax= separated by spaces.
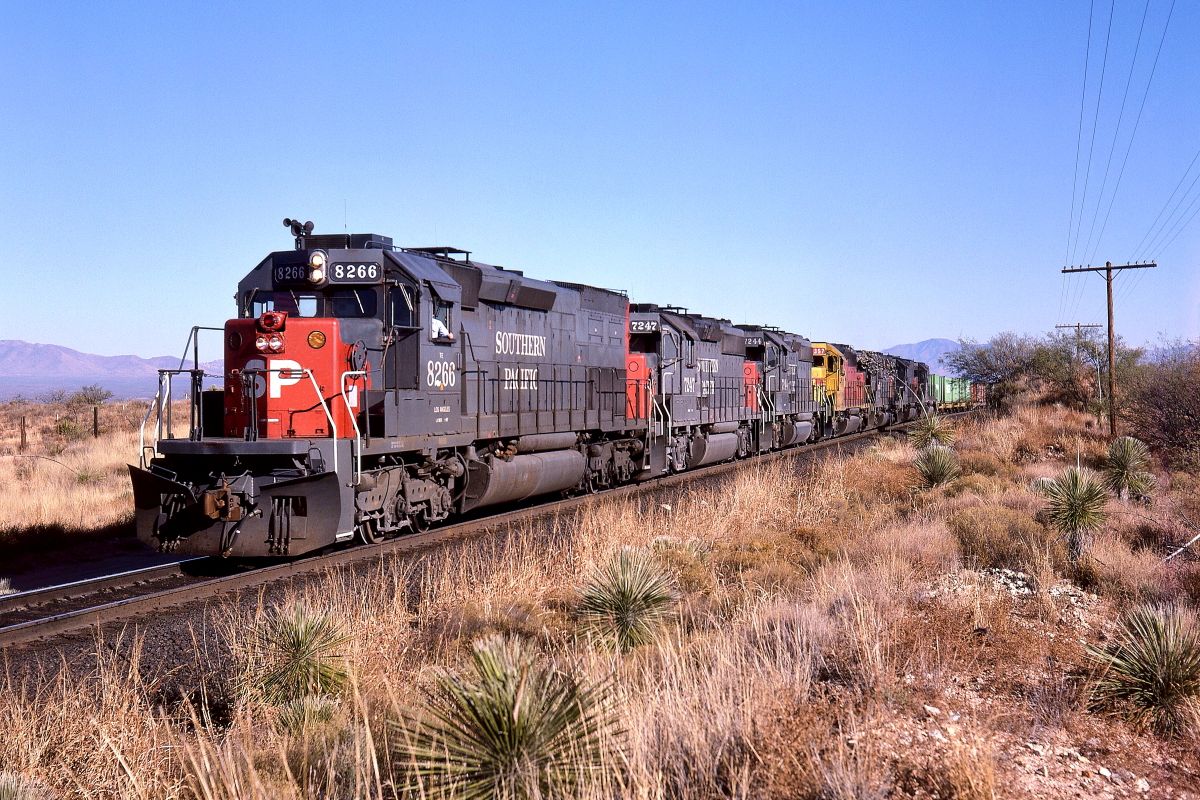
xmin=356 ymin=518 xmax=384 ymax=545
xmin=411 ymin=508 xmax=430 ymax=533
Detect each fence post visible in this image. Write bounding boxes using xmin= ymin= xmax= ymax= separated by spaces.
xmin=93 ymin=406 xmax=99 ymax=438
xmin=20 ymin=415 xmax=26 ymax=451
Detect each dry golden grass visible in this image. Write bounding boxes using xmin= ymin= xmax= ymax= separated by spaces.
xmin=0 ymin=399 xmax=185 ymax=553
xmin=2 ymin=403 xmax=1200 ymax=798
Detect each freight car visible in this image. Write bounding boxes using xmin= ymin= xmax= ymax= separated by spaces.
xmin=130 ymin=224 xmax=973 ymax=558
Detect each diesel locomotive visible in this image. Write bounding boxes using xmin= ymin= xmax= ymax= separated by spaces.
xmin=129 ymin=223 xmax=967 ymax=558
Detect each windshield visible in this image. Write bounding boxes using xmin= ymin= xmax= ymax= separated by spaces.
xmin=251 ymin=291 xmax=320 ymax=318
xmin=245 ymin=289 xmax=378 ymax=319
xmin=328 ymin=289 xmax=377 ymax=317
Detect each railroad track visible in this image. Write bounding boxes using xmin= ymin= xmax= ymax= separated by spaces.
xmin=0 ymin=415 xmax=969 ymax=649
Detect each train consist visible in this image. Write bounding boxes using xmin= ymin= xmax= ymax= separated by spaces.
xmin=130 ymin=224 xmax=979 ymax=558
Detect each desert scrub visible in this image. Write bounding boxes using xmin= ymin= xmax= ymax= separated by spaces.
xmin=578 ymin=547 xmax=677 ymax=650
xmin=909 ymin=415 xmax=955 ymax=449
xmin=242 ymin=605 xmax=352 ymax=704
xmin=1089 ymin=605 xmax=1200 ymax=736
xmin=1041 ymin=466 xmax=1107 ymax=561
xmin=1104 ymin=436 xmax=1155 ymax=501
xmin=393 ymin=634 xmax=620 ymax=798
xmin=914 ymin=445 xmax=961 ymax=489
xmin=948 ymin=505 xmax=1050 ymax=571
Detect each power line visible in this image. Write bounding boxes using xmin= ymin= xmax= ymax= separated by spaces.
xmin=1080 ymin=0 xmax=1153 ymax=264
xmin=1091 ymin=0 xmax=1177 ymax=264
xmin=1131 ymin=145 xmax=1200 ymax=258
xmin=1064 ymin=0 xmax=1098 ymax=274
xmin=1150 ymin=194 xmax=1200 ymax=259
xmin=1140 ymin=172 xmax=1200 ymax=260
xmin=1069 ymin=0 xmax=1118 ymax=266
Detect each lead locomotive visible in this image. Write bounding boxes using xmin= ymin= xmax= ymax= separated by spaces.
xmin=130 ymin=221 xmax=952 ymax=558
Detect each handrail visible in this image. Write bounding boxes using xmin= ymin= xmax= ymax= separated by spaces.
xmin=237 ymin=368 xmax=339 ymax=474
xmin=141 ymin=367 xmax=340 ymax=475
xmin=340 ymin=370 xmax=368 ymax=485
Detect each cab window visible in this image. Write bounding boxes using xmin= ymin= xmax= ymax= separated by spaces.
xmin=813 ymin=355 xmax=824 ymax=368
xmin=329 ymin=289 xmax=377 ymax=318
xmin=251 ymin=291 xmax=320 ymax=318
xmin=662 ymin=329 xmax=679 ymax=362
xmin=389 ymin=285 xmax=416 ymax=328
xmin=431 ymin=300 xmax=453 ymax=341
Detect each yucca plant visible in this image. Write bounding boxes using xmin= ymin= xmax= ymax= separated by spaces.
xmin=1088 ymin=605 xmax=1200 ymax=736
xmin=578 ymin=547 xmax=677 ymax=650
xmin=244 ymin=605 xmax=352 ymax=705
xmin=276 ymin=695 xmax=340 ymax=736
xmin=909 ymin=415 xmax=955 ymax=449
xmin=1103 ymin=436 xmax=1155 ymax=501
xmin=914 ymin=445 xmax=961 ymax=489
xmin=0 ymin=578 xmax=17 ymax=597
xmin=393 ymin=635 xmax=620 ymax=799
xmin=1042 ymin=466 xmax=1107 ymax=562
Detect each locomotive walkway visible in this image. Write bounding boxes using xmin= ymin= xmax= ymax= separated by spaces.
xmin=0 ymin=415 xmax=968 ymax=650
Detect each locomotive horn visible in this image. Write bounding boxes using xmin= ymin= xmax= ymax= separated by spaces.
xmin=283 ymin=219 xmax=315 ymax=237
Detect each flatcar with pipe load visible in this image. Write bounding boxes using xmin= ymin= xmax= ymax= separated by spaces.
xmin=130 ymin=221 xmax=976 ymax=558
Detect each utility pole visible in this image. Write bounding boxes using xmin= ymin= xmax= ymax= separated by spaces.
xmin=1060 ymin=261 xmax=1157 ymax=435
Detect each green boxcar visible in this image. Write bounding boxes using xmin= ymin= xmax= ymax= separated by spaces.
xmin=947 ymin=377 xmax=969 ymax=407
xmin=927 ymin=374 xmax=970 ymax=410
xmin=928 ymin=374 xmax=945 ymax=408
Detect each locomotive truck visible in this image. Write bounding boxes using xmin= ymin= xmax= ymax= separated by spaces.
xmin=130 ymin=223 xmax=963 ymax=558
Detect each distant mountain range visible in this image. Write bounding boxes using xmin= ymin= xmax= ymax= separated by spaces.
xmin=0 ymin=340 xmax=222 ymax=400
xmin=883 ymin=338 xmax=960 ymax=375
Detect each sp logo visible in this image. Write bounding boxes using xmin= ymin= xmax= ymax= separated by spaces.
xmin=245 ymin=358 xmax=304 ymax=398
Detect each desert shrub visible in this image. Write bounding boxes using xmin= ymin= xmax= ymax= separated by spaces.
xmin=844 ymin=457 xmax=913 ymax=503
xmin=1041 ymin=467 xmax=1107 ymax=561
xmin=958 ymin=450 xmax=1009 ymax=478
xmin=393 ymin=635 xmax=619 ymax=798
xmin=0 ymin=578 xmax=17 ymax=597
xmin=70 ymin=384 xmax=114 ymax=406
xmin=1081 ymin=534 xmax=1169 ymax=605
xmin=935 ymin=731 xmax=998 ymax=800
xmin=1123 ymin=343 xmax=1200 ymax=464
xmin=1103 ymin=436 xmax=1155 ymax=500
xmin=243 ymin=605 xmax=351 ymax=705
xmin=914 ymin=446 xmax=961 ymax=489
xmin=909 ymin=415 xmax=955 ymax=449
xmin=1089 ymin=605 xmax=1200 ymax=736
xmin=54 ymin=418 xmax=86 ymax=440
xmin=579 ymin=547 xmax=677 ymax=650
xmin=948 ymin=505 xmax=1047 ymax=571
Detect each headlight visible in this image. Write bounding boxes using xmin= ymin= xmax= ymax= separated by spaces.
xmin=310 ymin=266 xmax=325 ymax=282
xmin=255 ymin=336 xmax=269 ymax=352
xmin=268 ymin=334 xmax=284 ymax=352
xmin=310 ymin=251 xmax=327 ymax=268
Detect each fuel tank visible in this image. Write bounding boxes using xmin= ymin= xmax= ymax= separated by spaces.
xmin=461 ymin=450 xmax=586 ymax=512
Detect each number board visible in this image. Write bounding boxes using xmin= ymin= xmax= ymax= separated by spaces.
xmin=629 ymin=319 xmax=659 ymax=333
xmin=273 ymin=264 xmax=311 ymax=284
xmin=329 ymin=262 xmax=382 ymax=283
xmin=744 ymin=336 xmax=764 ymax=347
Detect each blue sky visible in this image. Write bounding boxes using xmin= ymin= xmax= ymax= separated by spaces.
xmin=1 ymin=0 xmax=1197 ymax=359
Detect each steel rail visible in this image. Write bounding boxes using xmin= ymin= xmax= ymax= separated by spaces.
xmin=0 ymin=412 xmax=972 ymax=649
xmin=0 ymin=559 xmax=206 ymax=615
